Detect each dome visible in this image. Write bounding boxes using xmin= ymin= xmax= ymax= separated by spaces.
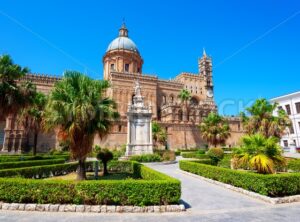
xmin=106 ymin=36 xmax=139 ymax=54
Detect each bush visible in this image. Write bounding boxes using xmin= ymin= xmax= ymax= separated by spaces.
xmin=207 ymin=148 xmax=224 ymax=165
xmin=0 ymin=159 xmax=65 ymax=170
xmin=130 ymin=154 xmax=161 ymax=162
xmin=0 ymin=162 xmax=180 ymax=206
xmin=97 ymin=149 xmax=114 ymax=176
xmin=162 ymin=151 xmax=176 ymax=162
xmin=180 ymin=160 xmax=300 ymax=197
xmin=0 ymin=154 xmax=70 ymax=163
xmin=218 ymin=155 xmax=232 ymax=169
xmin=288 ymin=159 xmax=300 ymax=172
xmin=0 ymin=162 xmax=93 ymax=178
xmin=181 ymin=152 xmax=209 ymax=159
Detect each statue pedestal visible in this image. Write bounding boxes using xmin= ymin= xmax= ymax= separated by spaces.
xmin=123 ymin=80 xmax=153 ymax=158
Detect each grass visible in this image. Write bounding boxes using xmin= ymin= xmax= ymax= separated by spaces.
xmin=46 ymin=172 xmax=137 ymax=181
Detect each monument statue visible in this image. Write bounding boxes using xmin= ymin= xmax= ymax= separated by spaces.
xmin=124 ymin=80 xmax=153 ymax=157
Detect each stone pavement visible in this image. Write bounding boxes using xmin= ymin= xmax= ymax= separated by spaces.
xmin=1 ymin=159 xmax=300 ymax=221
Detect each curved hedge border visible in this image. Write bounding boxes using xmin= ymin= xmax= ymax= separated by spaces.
xmin=0 ymin=155 xmax=70 ymax=163
xmin=179 ymin=160 xmax=300 ymax=197
xmin=0 ymin=159 xmax=66 ymax=170
xmin=0 ymin=161 xmax=180 ymax=206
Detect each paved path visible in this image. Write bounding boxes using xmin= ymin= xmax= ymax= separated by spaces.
xmin=1 ymin=159 xmax=300 ymax=221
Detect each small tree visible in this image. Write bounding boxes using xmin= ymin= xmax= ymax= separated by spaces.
xmin=97 ymin=149 xmax=113 ymax=176
xmin=199 ymin=112 xmax=231 ymax=148
xmin=207 ymin=148 xmax=224 ymax=165
xmin=152 ymin=122 xmax=167 ymax=149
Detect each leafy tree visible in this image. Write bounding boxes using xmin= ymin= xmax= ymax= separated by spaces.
xmin=240 ymin=98 xmax=291 ymax=138
xmin=152 ymin=122 xmax=167 ymax=149
xmin=0 ymin=54 xmax=31 ymax=118
xmin=207 ymin=147 xmax=224 ymax=165
xmin=199 ymin=112 xmax=231 ymax=148
xmin=18 ymin=92 xmax=47 ymax=155
xmin=43 ymin=71 xmax=119 ymax=180
xmin=234 ymin=133 xmax=286 ymax=174
xmin=96 ymin=149 xmax=113 ymax=176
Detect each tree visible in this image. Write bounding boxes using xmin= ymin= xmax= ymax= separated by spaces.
xmin=96 ymin=149 xmax=113 ymax=176
xmin=152 ymin=122 xmax=167 ymax=149
xmin=234 ymin=133 xmax=286 ymax=174
xmin=0 ymin=54 xmax=30 ymax=118
xmin=240 ymin=98 xmax=291 ymax=138
xmin=43 ymin=71 xmax=119 ymax=180
xmin=178 ymin=89 xmax=191 ymax=148
xmin=199 ymin=112 xmax=231 ymax=148
xmin=18 ymin=92 xmax=47 ymax=155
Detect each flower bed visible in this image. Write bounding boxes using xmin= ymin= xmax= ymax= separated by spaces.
xmin=179 ymin=160 xmax=300 ymax=197
xmin=0 ymin=161 xmax=181 ymax=206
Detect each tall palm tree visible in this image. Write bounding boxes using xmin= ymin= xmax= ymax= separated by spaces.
xmin=178 ymin=89 xmax=191 ymax=148
xmin=0 ymin=54 xmax=30 ymax=118
xmin=234 ymin=133 xmax=286 ymax=174
xmin=199 ymin=112 xmax=231 ymax=148
xmin=152 ymin=121 xmax=167 ymax=149
xmin=240 ymin=98 xmax=291 ymax=138
xmin=18 ymin=92 xmax=47 ymax=155
xmin=43 ymin=71 xmax=119 ymax=180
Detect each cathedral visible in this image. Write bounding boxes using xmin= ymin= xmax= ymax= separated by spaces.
xmin=0 ymin=24 xmax=243 ymax=153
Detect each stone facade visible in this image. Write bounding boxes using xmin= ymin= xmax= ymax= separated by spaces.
xmin=0 ymin=24 xmax=244 ymax=153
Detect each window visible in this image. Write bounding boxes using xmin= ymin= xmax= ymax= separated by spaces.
xmin=298 ymin=122 xmax=300 ymax=130
xmin=283 ymin=140 xmax=288 ymax=147
xmin=278 ymin=106 xmax=283 ymax=110
xmin=110 ymin=64 xmax=115 ymax=71
xmin=285 ymin=104 xmax=291 ymax=115
xmin=290 ymin=125 xmax=295 ymax=134
xmin=125 ymin=64 xmax=129 ymax=72
xmin=295 ymin=102 xmax=300 ymax=114
xmin=137 ymin=67 xmax=140 ymax=73
xmin=118 ymin=125 xmax=122 ymax=132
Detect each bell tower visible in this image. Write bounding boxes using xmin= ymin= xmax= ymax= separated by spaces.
xmin=199 ymin=49 xmax=214 ymax=100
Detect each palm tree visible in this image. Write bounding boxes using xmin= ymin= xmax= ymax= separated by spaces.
xmin=0 ymin=54 xmax=30 ymax=118
xmin=178 ymin=89 xmax=191 ymax=148
xmin=152 ymin=122 xmax=167 ymax=149
xmin=240 ymin=98 xmax=291 ymax=138
xmin=199 ymin=112 xmax=231 ymax=148
xmin=43 ymin=71 xmax=119 ymax=180
xmin=234 ymin=133 xmax=286 ymax=174
xmin=18 ymin=92 xmax=47 ymax=155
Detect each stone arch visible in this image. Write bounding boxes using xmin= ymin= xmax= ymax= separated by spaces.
xmin=168 ymin=94 xmax=174 ymax=104
xmin=190 ymin=96 xmax=199 ymax=106
xmin=14 ymin=134 xmax=22 ymax=152
xmin=178 ymin=109 xmax=183 ymax=122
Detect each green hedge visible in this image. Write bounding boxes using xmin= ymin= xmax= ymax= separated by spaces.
xmin=129 ymin=154 xmax=162 ymax=162
xmin=181 ymin=152 xmax=208 ymax=159
xmin=0 ymin=162 xmax=90 ymax=178
xmin=179 ymin=160 xmax=300 ymax=197
xmin=288 ymin=159 xmax=300 ymax=172
xmin=0 ymin=161 xmax=180 ymax=206
xmin=0 ymin=155 xmax=70 ymax=163
xmin=0 ymin=159 xmax=66 ymax=170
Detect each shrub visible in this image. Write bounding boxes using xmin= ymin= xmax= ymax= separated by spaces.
xmin=207 ymin=148 xmax=224 ymax=165
xmin=181 ymin=152 xmax=209 ymax=159
xmin=0 ymin=159 xmax=65 ymax=170
xmin=0 ymin=154 xmax=70 ymax=163
xmin=129 ymin=154 xmax=161 ymax=162
xmin=180 ymin=160 xmax=300 ymax=197
xmin=218 ymin=155 xmax=232 ymax=169
xmin=162 ymin=151 xmax=176 ymax=162
xmin=288 ymin=159 xmax=300 ymax=172
xmin=97 ymin=149 xmax=114 ymax=176
xmin=0 ymin=162 xmax=180 ymax=206
xmin=0 ymin=162 xmax=93 ymax=178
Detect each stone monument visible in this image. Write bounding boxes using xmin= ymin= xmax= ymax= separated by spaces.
xmin=125 ymin=80 xmax=153 ymax=157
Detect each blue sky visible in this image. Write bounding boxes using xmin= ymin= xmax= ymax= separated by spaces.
xmin=1 ymin=0 xmax=300 ymax=115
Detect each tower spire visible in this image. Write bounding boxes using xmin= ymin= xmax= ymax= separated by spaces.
xmin=203 ymin=48 xmax=207 ymax=58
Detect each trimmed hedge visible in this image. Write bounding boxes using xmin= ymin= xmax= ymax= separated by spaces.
xmin=129 ymin=154 xmax=162 ymax=162
xmin=0 ymin=162 xmax=89 ymax=178
xmin=0 ymin=161 xmax=181 ymax=206
xmin=179 ymin=160 xmax=300 ymax=197
xmin=0 ymin=155 xmax=70 ymax=163
xmin=0 ymin=159 xmax=66 ymax=170
xmin=288 ymin=159 xmax=300 ymax=172
xmin=181 ymin=152 xmax=208 ymax=159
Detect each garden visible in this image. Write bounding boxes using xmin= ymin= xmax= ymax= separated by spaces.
xmin=180 ymin=99 xmax=300 ymax=198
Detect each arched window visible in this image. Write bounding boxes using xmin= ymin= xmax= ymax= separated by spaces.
xmin=178 ymin=110 xmax=183 ymax=121
xmin=190 ymin=97 xmax=199 ymax=106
